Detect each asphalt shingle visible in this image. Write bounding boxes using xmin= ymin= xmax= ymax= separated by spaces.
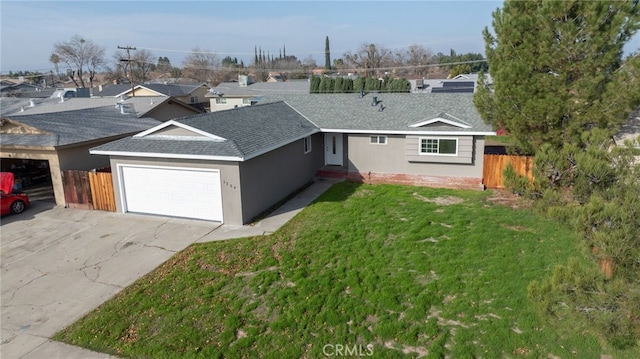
xmin=2 ymin=106 xmax=160 ymax=147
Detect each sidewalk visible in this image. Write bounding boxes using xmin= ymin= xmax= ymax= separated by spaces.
xmin=199 ymin=177 xmax=341 ymax=242
xmin=1 ymin=177 xmax=340 ymax=359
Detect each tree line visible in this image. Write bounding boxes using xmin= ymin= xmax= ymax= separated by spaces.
xmin=3 ymin=35 xmax=488 ymax=89
xmin=309 ymin=75 xmax=410 ymax=93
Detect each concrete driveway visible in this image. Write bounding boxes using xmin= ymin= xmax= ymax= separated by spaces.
xmin=1 ymin=200 xmax=221 ymax=359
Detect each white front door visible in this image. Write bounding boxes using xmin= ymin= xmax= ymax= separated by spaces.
xmin=325 ymin=133 xmax=343 ymax=166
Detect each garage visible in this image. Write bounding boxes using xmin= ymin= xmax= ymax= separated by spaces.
xmin=118 ymin=165 xmax=223 ymax=222
xmin=0 ymin=158 xmax=55 ymax=201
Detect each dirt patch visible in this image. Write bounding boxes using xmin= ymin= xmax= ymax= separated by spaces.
xmin=413 ymin=193 xmax=465 ymax=206
xmin=485 ymin=190 xmax=532 ymax=209
xmin=384 ymin=341 xmax=429 ymax=358
xmin=354 ymin=189 xmax=375 ymax=197
xmin=234 ymin=266 xmax=279 ymax=278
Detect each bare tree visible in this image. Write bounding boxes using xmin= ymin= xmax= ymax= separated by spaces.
xmin=182 ymin=48 xmax=220 ymax=83
xmin=53 ymin=34 xmax=106 ymax=88
xmin=129 ymin=49 xmax=155 ymax=82
xmin=343 ymin=43 xmax=393 ymax=77
xmin=404 ymin=44 xmax=433 ymax=78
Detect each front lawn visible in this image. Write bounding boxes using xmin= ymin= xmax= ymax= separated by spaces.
xmin=55 ymin=182 xmax=637 ymax=358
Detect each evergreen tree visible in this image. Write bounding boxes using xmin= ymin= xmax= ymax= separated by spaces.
xmin=309 ymin=75 xmax=321 ymax=93
xmin=334 ymin=77 xmax=344 ymax=93
xmin=474 ymin=0 xmax=640 ymax=154
xmin=343 ymin=78 xmax=354 ymax=93
xmin=354 ymin=77 xmax=365 ymax=93
xmin=254 ymin=46 xmax=258 ymax=65
xmin=325 ymin=36 xmax=331 ymax=70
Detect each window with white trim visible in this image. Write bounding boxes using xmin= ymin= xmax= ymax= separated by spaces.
xmin=215 ymin=98 xmax=227 ymax=104
xmin=419 ymin=137 xmax=458 ymax=155
xmin=304 ymin=136 xmax=312 ymax=154
xmin=370 ymin=135 xmax=387 ymax=145
xmin=190 ymin=96 xmax=198 ymax=103
xmin=242 ymin=98 xmax=251 ymax=105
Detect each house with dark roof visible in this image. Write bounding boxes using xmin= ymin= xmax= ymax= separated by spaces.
xmin=1 ymin=104 xmax=161 ymax=207
xmin=0 ymin=93 xmax=203 ymax=206
xmin=90 ymin=93 xmax=495 ymax=225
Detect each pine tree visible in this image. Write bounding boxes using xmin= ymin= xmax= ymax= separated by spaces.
xmin=474 ymin=0 xmax=640 ymax=154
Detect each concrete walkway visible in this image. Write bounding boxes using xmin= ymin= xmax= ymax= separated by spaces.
xmin=1 ymin=178 xmax=340 ymax=359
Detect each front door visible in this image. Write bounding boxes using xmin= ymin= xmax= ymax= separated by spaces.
xmin=325 ymin=133 xmax=343 ymax=166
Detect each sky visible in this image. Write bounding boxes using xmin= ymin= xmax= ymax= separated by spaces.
xmin=0 ymin=0 xmax=505 ymax=74
xmin=1 ymin=1 xmax=638 ymax=75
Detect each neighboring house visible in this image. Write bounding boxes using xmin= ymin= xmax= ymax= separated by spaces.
xmin=95 ymin=83 xmax=210 ymax=111
xmin=409 ymin=73 xmax=492 ymax=93
xmin=266 ymin=72 xmax=285 ymax=82
xmin=90 ymin=93 xmax=494 ymax=225
xmin=0 ymin=82 xmax=43 ymax=97
xmin=1 ymin=105 xmax=160 ymax=207
xmin=0 ymin=94 xmax=201 ymax=206
xmin=207 ymin=78 xmax=310 ymax=111
xmin=0 ymin=95 xmax=202 ymax=122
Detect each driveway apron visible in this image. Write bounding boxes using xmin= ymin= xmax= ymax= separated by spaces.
xmin=1 ymin=204 xmax=220 ymax=358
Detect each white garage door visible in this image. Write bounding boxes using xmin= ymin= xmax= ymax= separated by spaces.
xmin=119 ymin=165 xmax=223 ymax=222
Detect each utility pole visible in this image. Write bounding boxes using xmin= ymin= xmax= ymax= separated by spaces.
xmin=118 ymin=45 xmax=136 ymax=97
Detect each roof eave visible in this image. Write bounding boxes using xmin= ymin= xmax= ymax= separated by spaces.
xmin=320 ymin=128 xmax=496 ymax=136
xmin=89 ymin=149 xmax=244 ymax=162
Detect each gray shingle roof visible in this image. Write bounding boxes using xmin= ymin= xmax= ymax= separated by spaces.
xmin=207 ymin=80 xmax=310 ymax=98
xmin=91 ymin=93 xmax=494 ymax=160
xmin=91 ymin=101 xmax=318 ymax=160
xmin=0 ymin=96 xmax=168 ymax=118
xmin=95 ymin=83 xmax=207 ymax=97
xmin=260 ymin=93 xmax=493 ymax=134
xmin=1 ymin=106 xmax=161 ymax=147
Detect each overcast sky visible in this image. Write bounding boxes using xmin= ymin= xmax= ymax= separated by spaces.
xmin=1 ymin=1 xmax=638 ymax=75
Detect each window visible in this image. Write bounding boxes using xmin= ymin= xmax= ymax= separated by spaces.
xmin=215 ymin=98 xmax=227 ymax=104
xmin=369 ymin=135 xmax=387 ymax=145
xmin=190 ymin=96 xmax=198 ymax=103
xmin=304 ymin=136 xmax=312 ymax=154
xmin=419 ymin=138 xmax=457 ymax=155
xmin=242 ymin=98 xmax=251 ymax=105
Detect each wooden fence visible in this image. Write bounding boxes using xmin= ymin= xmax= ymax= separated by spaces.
xmin=61 ymin=168 xmax=115 ymax=211
xmin=89 ymin=170 xmax=116 ymax=211
xmin=483 ymin=154 xmax=534 ymax=189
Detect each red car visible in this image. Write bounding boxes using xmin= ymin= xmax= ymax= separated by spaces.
xmin=1 ymin=172 xmax=29 ymax=215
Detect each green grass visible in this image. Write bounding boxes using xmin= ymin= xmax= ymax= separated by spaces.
xmin=54 ymin=182 xmax=639 ymax=358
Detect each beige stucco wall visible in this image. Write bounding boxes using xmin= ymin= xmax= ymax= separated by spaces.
xmin=346 ymin=134 xmax=484 ymax=179
xmin=1 ymin=148 xmax=62 ymax=205
xmin=108 ymin=156 xmax=243 ymax=224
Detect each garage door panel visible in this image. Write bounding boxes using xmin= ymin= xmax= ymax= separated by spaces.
xmin=120 ymin=166 xmax=223 ymax=222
